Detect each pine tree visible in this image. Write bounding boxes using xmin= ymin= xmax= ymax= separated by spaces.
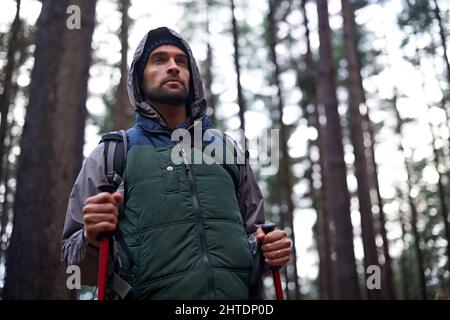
xmin=3 ymin=0 xmax=97 ymax=299
xmin=316 ymin=0 xmax=360 ymax=299
xmin=112 ymin=0 xmax=133 ymax=131
xmin=230 ymin=0 xmax=247 ymax=137
xmin=298 ymin=0 xmax=337 ymax=300
xmin=0 ymin=0 xmax=22 ymax=185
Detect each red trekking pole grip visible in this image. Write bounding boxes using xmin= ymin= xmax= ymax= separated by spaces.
xmin=97 ymin=183 xmax=116 ymax=301
xmin=261 ymin=223 xmax=284 ymax=300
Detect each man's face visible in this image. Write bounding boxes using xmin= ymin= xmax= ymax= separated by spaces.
xmin=142 ymin=45 xmax=190 ymax=106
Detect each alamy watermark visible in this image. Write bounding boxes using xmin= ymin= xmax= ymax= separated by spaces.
xmin=66 ymin=5 xmax=81 ymax=30
xmin=169 ymin=121 xmax=280 ymax=176
xmin=366 ymin=265 xmax=381 ymax=290
xmin=66 ymin=265 xmax=81 ymax=290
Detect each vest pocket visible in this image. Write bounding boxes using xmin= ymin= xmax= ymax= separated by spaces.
xmin=204 ymin=219 xmax=253 ymax=272
xmin=126 ymin=177 xmax=166 ymax=227
xmin=119 ymin=233 xmax=141 ymax=286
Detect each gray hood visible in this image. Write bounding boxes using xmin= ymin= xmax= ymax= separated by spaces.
xmin=127 ymin=27 xmax=207 ymax=127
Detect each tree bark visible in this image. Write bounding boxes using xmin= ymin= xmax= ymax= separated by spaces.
xmin=399 ymin=208 xmax=410 ymax=299
xmin=0 ymin=118 xmax=16 ymax=263
xmin=112 ymin=0 xmax=132 ymax=132
xmin=3 ymin=0 xmax=97 ymax=299
xmin=300 ymin=0 xmax=337 ymax=300
xmin=267 ymin=0 xmax=301 ymax=300
xmin=365 ymin=120 xmax=396 ymax=300
xmin=203 ymin=0 xmax=217 ymax=124
xmin=392 ymin=94 xmax=427 ymax=300
xmin=0 ymin=0 xmax=22 ymax=185
xmin=427 ymin=111 xmax=450 ymax=276
xmin=432 ymin=0 xmax=450 ymax=87
xmin=341 ymin=0 xmax=382 ymax=299
xmin=316 ymin=0 xmax=360 ymax=300
xmin=313 ymin=210 xmax=326 ymax=299
xmin=230 ymin=0 xmax=247 ymax=136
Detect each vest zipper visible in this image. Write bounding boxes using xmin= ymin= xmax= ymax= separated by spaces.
xmin=180 ymin=148 xmax=216 ymax=299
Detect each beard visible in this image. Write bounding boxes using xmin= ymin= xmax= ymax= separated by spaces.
xmin=144 ymin=82 xmax=189 ymax=106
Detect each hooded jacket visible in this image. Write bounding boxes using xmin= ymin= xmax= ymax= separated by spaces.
xmin=61 ymin=27 xmax=265 ymax=299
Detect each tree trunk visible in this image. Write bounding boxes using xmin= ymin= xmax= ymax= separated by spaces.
xmin=0 ymin=149 xmax=13 ymax=296
xmin=112 ymin=0 xmax=132 ymax=132
xmin=414 ymin=31 xmax=450 ymax=279
xmin=267 ymin=0 xmax=301 ymax=300
xmin=412 ymin=11 xmax=450 ymax=276
xmin=399 ymin=208 xmax=410 ymax=300
xmin=3 ymin=0 xmax=97 ymax=299
xmin=300 ymin=0 xmax=337 ymax=300
xmin=365 ymin=120 xmax=396 ymax=300
xmin=427 ymin=113 xmax=450 ymax=275
xmin=412 ymin=23 xmax=449 ymax=294
xmin=316 ymin=0 xmax=360 ymax=300
xmin=203 ymin=0 xmax=217 ymax=125
xmin=0 ymin=117 xmax=16 ymax=275
xmin=311 ymin=104 xmax=338 ymax=300
xmin=432 ymin=0 xmax=450 ymax=87
xmin=392 ymin=94 xmax=427 ymax=300
xmin=408 ymin=192 xmax=427 ymax=300
xmin=0 ymin=57 xmax=23 ymax=262
xmin=341 ymin=0 xmax=382 ymax=299
xmin=0 ymin=0 xmax=22 ymax=185
xmin=0 ymin=0 xmax=22 ymax=257
xmin=230 ymin=0 xmax=246 ymax=136
xmin=313 ymin=212 xmax=326 ymax=299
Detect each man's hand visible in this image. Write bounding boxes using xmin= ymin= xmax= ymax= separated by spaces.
xmin=82 ymin=192 xmax=123 ymax=248
xmin=256 ymin=228 xmax=292 ymax=267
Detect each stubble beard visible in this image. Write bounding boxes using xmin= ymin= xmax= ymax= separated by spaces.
xmin=144 ymin=82 xmax=189 ymax=106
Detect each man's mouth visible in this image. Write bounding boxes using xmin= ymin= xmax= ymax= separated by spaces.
xmin=165 ymin=79 xmax=182 ymax=85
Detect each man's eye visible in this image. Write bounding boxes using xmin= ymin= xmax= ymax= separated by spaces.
xmin=153 ymin=56 xmax=165 ymax=63
xmin=177 ymin=59 xmax=187 ymax=66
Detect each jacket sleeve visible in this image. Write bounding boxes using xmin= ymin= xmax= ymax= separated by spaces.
xmin=60 ymin=143 xmax=124 ymax=286
xmin=237 ymin=160 xmax=265 ymax=256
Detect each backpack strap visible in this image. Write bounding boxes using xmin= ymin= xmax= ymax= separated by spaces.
xmin=101 ymin=130 xmax=127 ymax=189
xmin=100 ymin=130 xmax=135 ymax=299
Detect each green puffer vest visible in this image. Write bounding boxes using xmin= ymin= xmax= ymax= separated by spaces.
xmin=117 ymin=144 xmax=253 ymax=299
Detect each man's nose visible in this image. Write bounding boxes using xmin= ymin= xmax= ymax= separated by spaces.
xmin=167 ymin=58 xmax=180 ymax=74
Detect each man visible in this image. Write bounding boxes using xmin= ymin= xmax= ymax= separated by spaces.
xmin=61 ymin=27 xmax=291 ymax=299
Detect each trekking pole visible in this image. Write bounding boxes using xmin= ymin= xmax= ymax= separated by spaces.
xmin=261 ymin=223 xmax=284 ymax=300
xmin=97 ymin=183 xmax=116 ymax=301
